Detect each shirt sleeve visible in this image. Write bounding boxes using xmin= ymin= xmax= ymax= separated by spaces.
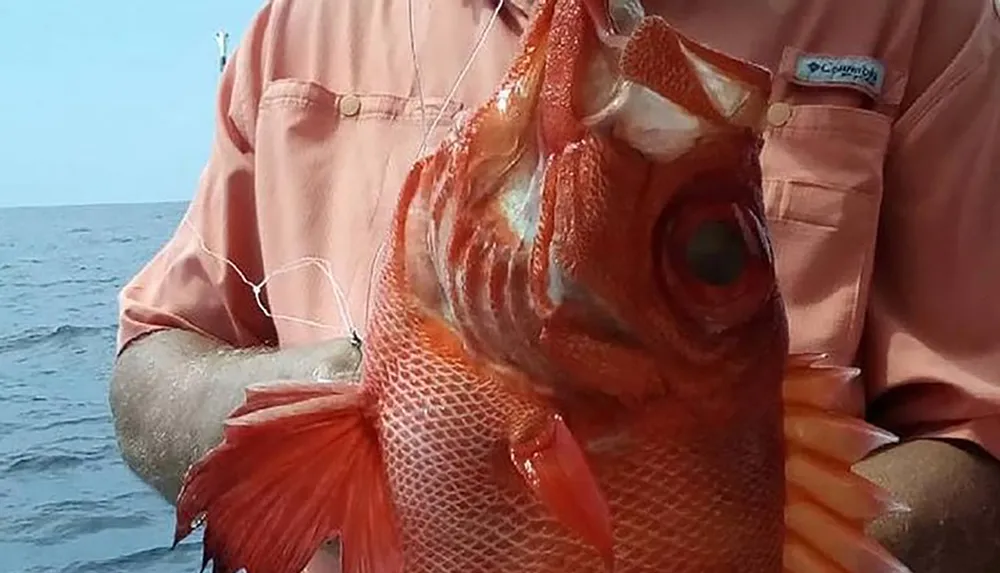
xmin=116 ymin=3 xmax=278 ymax=356
xmin=863 ymin=16 xmax=1000 ymax=459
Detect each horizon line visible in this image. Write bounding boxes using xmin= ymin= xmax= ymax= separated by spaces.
xmin=0 ymin=198 xmax=191 ymax=211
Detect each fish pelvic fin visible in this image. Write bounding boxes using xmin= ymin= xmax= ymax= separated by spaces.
xmin=782 ymin=354 xmax=912 ymax=573
xmin=507 ymin=405 xmax=615 ymax=571
xmin=174 ymin=381 xmax=403 ymax=573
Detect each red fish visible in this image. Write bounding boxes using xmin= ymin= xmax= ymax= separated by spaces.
xmin=173 ymin=1 xmax=911 ymax=572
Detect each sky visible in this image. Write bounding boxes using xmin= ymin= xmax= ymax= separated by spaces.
xmin=0 ymin=1 xmax=263 ymax=208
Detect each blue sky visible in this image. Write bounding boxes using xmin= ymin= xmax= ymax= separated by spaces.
xmin=0 ymin=1 xmax=263 ymax=208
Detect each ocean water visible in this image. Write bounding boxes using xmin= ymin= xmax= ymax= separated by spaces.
xmin=0 ymin=202 xmax=206 ymax=573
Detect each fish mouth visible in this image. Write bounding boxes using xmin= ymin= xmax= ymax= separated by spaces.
xmin=576 ymin=7 xmax=770 ymax=163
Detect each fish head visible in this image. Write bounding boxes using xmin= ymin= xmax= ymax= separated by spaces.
xmin=419 ymin=0 xmax=787 ymax=448
xmin=527 ymin=4 xmax=787 ymax=431
xmin=509 ymin=7 xmax=793 ymax=565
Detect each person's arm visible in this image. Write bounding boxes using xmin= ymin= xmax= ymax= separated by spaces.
xmin=107 ymin=1 xmax=353 ymax=505
xmin=857 ymin=440 xmax=1000 ymax=573
xmin=110 ymin=330 xmax=360 ymax=503
xmin=853 ymin=5 xmax=1000 ymax=571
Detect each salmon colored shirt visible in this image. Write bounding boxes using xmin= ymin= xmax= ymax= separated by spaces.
xmin=118 ymin=0 xmax=1000 ymax=459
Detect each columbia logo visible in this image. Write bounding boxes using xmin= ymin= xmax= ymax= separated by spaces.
xmin=793 ymin=54 xmax=885 ymax=97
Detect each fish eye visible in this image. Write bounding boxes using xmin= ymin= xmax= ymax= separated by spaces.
xmin=653 ymin=182 xmax=775 ymax=330
xmin=683 ymin=219 xmax=747 ymax=287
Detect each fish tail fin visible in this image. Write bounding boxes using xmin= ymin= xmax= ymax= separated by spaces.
xmin=174 ymin=381 xmax=403 ymax=573
xmin=508 ymin=408 xmax=615 ymax=571
xmin=782 ymin=354 xmax=912 ymax=573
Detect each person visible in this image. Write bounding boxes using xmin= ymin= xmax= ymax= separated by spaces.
xmin=108 ymin=0 xmax=1000 ymax=571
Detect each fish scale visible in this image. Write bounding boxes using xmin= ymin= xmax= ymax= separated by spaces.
xmin=370 ymin=213 xmax=787 ymax=572
xmin=172 ymin=1 xmax=913 ymax=572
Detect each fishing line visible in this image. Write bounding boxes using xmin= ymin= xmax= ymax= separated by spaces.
xmin=179 ymin=215 xmax=353 ymax=333
xmin=362 ymin=0 xmax=505 ymax=332
xmin=408 ymin=0 xmax=428 ymax=139
xmin=163 ymin=1 xmax=505 ymax=346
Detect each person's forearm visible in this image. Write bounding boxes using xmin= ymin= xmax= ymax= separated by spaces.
xmin=109 ymin=329 xmax=361 ymax=504
xmin=857 ymin=438 xmax=1000 ymax=573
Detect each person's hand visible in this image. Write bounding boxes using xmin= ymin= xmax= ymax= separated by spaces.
xmin=306 ymin=335 xmax=363 ymax=384
xmin=227 ymin=336 xmax=361 ymax=573
xmin=111 ymin=329 xmax=366 ymax=505
xmin=277 ymin=338 xmax=358 ymax=573
xmin=826 ymin=362 xmax=1000 ymax=571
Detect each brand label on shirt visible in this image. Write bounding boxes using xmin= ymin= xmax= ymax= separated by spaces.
xmin=792 ymin=54 xmax=885 ymax=97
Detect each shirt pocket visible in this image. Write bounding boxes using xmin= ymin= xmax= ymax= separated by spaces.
xmin=251 ymin=79 xmax=465 ymax=344
xmin=760 ymin=103 xmax=892 ymax=362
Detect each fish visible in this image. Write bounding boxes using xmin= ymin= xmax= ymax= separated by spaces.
xmin=172 ymin=0 xmax=912 ymax=572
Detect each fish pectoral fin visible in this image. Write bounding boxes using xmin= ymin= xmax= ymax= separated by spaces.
xmin=174 ymin=382 xmax=402 ymax=573
xmin=509 ymin=412 xmax=615 ymax=571
xmin=782 ymin=356 xmax=912 ymax=573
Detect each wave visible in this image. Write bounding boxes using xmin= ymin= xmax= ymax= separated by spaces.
xmin=0 ymin=325 xmax=116 ymax=354
xmin=57 ymin=542 xmax=202 ymax=573
xmin=6 ymin=277 xmax=121 ymax=289
xmin=32 ymin=414 xmax=109 ymax=432
xmin=2 ymin=442 xmax=117 ymax=476
xmin=1 ymin=493 xmax=154 ymax=546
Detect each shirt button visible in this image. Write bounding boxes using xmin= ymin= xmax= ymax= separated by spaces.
xmin=765 ymin=102 xmax=793 ymax=127
xmin=339 ymin=94 xmax=361 ymax=117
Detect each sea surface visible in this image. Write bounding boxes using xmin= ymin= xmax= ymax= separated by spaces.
xmin=0 ymin=202 xmax=206 ymax=573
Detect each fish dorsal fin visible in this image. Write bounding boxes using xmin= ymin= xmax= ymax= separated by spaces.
xmin=783 ymin=354 xmax=913 ymax=573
